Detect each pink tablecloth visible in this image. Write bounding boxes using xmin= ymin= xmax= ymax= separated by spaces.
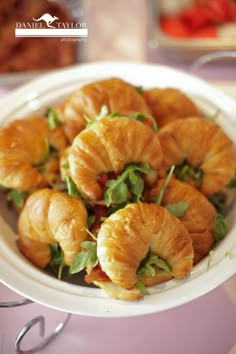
xmin=1 ymin=277 xmax=236 ymax=354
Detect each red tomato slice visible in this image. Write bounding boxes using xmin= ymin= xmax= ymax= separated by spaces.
xmin=160 ymin=17 xmax=190 ymax=38
xmin=205 ymin=0 xmax=229 ymax=23
xmin=181 ymin=6 xmax=210 ymax=30
xmin=192 ymin=25 xmax=218 ymax=37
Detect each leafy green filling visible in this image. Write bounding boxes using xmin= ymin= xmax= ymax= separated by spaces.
xmin=228 ymin=177 xmax=236 ymax=188
xmin=109 ymin=111 xmax=158 ymax=132
xmin=175 ymin=163 xmax=203 ymax=183
xmin=135 ymin=251 xmax=172 ymax=293
xmin=165 ymin=200 xmax=189 ymax=218
xmin=151 ymin=165 xmax=175 ymax=205
xmin=70 ymin=240 xmax=98 ymax=275
xmin=134 ymin=85 xmax=144 ymax=95
xmin=150 ymin=165 xmax=188 ymax=218
xmin=104 ymin=163 xmax=150 ymax=207
xmin=137 ymin=251 xmax=172 ymax=277
xmin=65 ymin=176 xmax=83 ymax=197
xmin=7 ymin=189 xmax=27 ymax=208
xmin=213 ymin=213 xmax=228 ymax=242
xmin=49 ymin=243 xmax=65 ymax=279
xmin=45 ymin=108 xmax=62 ymax=130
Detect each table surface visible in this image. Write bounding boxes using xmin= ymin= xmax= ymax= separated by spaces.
xmin=0 ymin=69 xmax=236 ymax=354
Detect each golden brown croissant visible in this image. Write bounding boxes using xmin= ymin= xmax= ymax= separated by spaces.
xmin=143 ymin=88 xmax=199 ymax=128
xmin=0 ymin=116 xmax=68 ymax=191
xmin=18 ymin=188 xmax=88 ymax=267
xmin=56 ymin=77 xmax=151 ymax=143
xmin=90 ymin=203 xmax=193 ymax=300
xmin=158 ymin=117 xmax=236 ymax=196
xmin=147 ymin=178 xmax=217 ymax=264
xmin=18 ymin=237 xmax=51 ymax=269
xmin=68 ymin=116 xmax=163 ymax=200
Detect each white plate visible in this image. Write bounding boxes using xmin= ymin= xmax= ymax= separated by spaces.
xmin=0 ymin=62 xmax=236 ymax=317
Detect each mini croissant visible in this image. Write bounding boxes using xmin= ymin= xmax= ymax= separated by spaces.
xmin=88 ymin=203 xmax=193 ymax=300
xmin=18 ymin=188 xmax=88 ymax=267
xmin=0 ymin=116 xmax=67 ymax=191
xmin=68 ymin=116 xmax=163 ymax=200
xmin=147 ymin=178 xmax=217 ymax=264
xmin=158 ymin=117 xmax=236 ymax=196
xmin=56 ymin=77 xmax=151 ymax=142
xmin=143 ymin=87 xmax=199 ymax=128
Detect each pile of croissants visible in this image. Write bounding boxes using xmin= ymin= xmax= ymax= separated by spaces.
xmin=0 ymin=77 xmax=235 ymax=301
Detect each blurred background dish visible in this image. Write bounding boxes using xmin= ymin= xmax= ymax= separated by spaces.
xmin=0 ymin=0 xmax=80 ymax=72
xmin=151 ymin=0 xmax=236 ymax=61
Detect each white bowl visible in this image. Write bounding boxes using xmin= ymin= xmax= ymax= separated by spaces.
xmin=0 ymin=62 xmax=236 ymax=317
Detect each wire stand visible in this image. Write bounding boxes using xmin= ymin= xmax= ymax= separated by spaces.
xmin=189 ymin=50 xmax=236 ymax=71
xmin=0 ymin=296 xmax=71 ymax=353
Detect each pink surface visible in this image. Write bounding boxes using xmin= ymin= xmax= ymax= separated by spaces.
xmin=1 ymin=277 xmax=236 ymax=354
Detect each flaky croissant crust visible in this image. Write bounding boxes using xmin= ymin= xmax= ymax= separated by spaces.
xmin=97 ymin=203 xmax=193 ymax=291
xmin=18 ymin=188 xmax=88 ymax=266
xmin=69 ymin=116 xmax=163 ymax=200
xmin=57 ymin=77 xmax=151 ymax=143
xmin=158 ymin=117 xmax=236 ymax=195
xmin=143 ymin=87 xmax=199 ymax=128
xmin=0 ymin=116 xmax=68 ymax=190
xmin=148 ymin=177 xmax=217 ymax=264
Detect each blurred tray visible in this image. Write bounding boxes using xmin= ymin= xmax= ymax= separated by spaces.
xmin=0 ymin=0 xmax=86 ymax=88
xmin=150 ymin=0 xmax=236 ymax=60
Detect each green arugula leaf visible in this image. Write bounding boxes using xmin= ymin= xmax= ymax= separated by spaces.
xmin=129 ymin=174 xmax=144 ymax=202
xmin=109 ymin=111 xmax=158 ymax=132
xmin=70 ymin=241 xmax=98 ymax=274
xmin=227 ymin=177 xmax=236 ymax=188
xmin=84 ymin=105 xmax=109 ymax=128
xmin=135 ymin=279 xmax=146 ymax=294
xmin=45 ymin=108 xmax=62 ymax=130
xmin=130 ymin=162 xmax=151 ymax=174
xmin=176 ymin=163 xmax=203 ymax=183
xmin=112 ymin=182 xmax=129 ymax=204
xmin=7 ymin=189 xmax=27 ymax=208
xmin=65 ymin=176 xmax=81 ymax=197
xmin=87 ymin=215 xmax=95 ymax=228
xmin=104 ymin=163 xmax=150 ymax=207
xmin=165 ymin=200 xmax=188 ymax=218
xmin=128 ymin=169 xmax=138 ymax=184
xmin=70 ymin=251 xmax=90 ymax=274
xmin=50 ymin=243 xmax=65 ymax=279
xmin=62 ymin=161 xmax=70 ymax=169
xmin=134 ymin=85 xmax=144 ymax=95
xmin=214 ymin=214 xmax=228 ymax=241
xmin=126 ymin=112 xmax=158 ymax=133
xmin=152 ymin=165 xmax=175 ymax=205
xmin=137 ymin=252 xmax=172 ymax=276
